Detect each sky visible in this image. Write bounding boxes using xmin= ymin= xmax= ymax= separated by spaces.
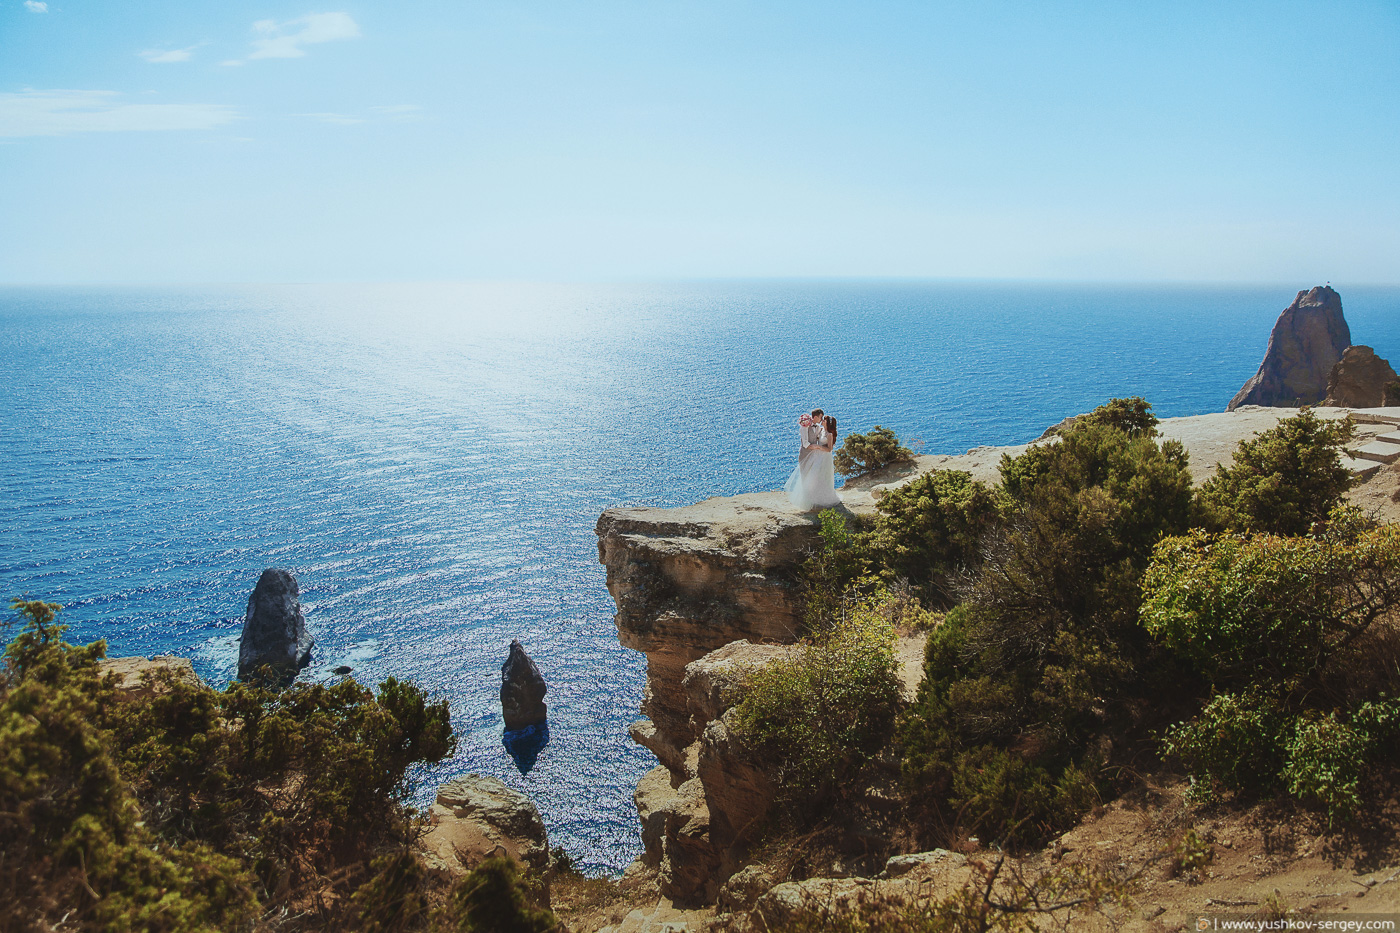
xmin=1 ymin=0 xmax=1397 ymax=284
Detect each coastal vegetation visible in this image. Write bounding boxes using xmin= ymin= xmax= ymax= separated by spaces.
xmin=745 ymin=400 xmax=1400 ymax=857
xmin=730 ymin=592 xmax=903 ymax=810
xmin=0 ymin=598 xmax=561 ymax=932
xmin=834 ymin=425 xmax=916 ymax=477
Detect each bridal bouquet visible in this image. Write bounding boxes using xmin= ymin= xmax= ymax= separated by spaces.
xmin=799 ymin=414 xmax=813 ymax=427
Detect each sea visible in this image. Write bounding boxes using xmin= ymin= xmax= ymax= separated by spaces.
xmin=2 ymin=280 xmax=1398 ymax=874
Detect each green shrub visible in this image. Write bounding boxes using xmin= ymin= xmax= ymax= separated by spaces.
xmin=1173 ymin=828 xmax=1214 ymax=875
xmin=353 ymin=850 xmax=429 ymax=933
xmin=1163 ymin=691 xmax=1400 ymax=823
xmin=1 ymin=599 xmax=258 ymax=933
xmin=1076 ymin=395 xmax=1160 ymax=438
xmin=1283 ymin=712 xmax=1368 ymax=822
xmin=1196 ymin=408 xmax=1355 ymax=535
xmin=730 ymin=595 xmax=901 ymax=808
xmin=802 ymin=509 xmax=877 ymax=628
xmin=440 ymin=856 xmax=557 ymax=933
xmin=897 ymin=400 xmax=1192 ymax=847
xmin=1162 ymin=688 xmax=1289 ymax=800
xmin=2 ymin=596 xmax=457 ymax=931
xmin=862 ymin=470 xmax=1000 ymax=606
xmin=834 ymin=426 xmax=915 ymax=477
xmin=1142 ymin=523 xmax=1400 ymax=686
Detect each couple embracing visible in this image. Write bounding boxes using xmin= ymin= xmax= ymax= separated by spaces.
xmin=784 ymin=408 xmax=842 ymax=511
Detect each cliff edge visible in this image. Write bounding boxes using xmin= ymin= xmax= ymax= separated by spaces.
xmin=597 ymin=404 xmax=1400 ymax=905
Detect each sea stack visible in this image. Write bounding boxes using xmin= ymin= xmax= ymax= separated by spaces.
xmin=1227 ymin=286 xmax=1351 ymax=410
xmin=501 ymin=640 xmax=548 ymax=731
xmin=237 ymin=568 xmax=314 ymax=685
xmin=1324 ymin=345 xmax=1399 ymax=408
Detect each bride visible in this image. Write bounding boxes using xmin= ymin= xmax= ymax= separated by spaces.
xmin=785 ymin=413 xmax=842 ymax=511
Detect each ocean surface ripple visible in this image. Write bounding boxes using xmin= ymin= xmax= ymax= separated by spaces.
xmin=3 ymin=280 xmax=1398 ymax=874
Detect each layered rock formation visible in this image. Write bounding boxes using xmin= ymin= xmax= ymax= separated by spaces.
xmin=1228 ymin=286 xmax=1351 ymax=410
xmin=501 ymin=639 xmax=549 ymax=731
xmin=597 ymin=496 xmax=836 ymax=903
xmin=1325 ymin=345 xmax=1399 ymax=408
xmin=418 ymin=774 xmax=551 ymax=887
xmin=238 ymin=568 xmax=313 ymax=685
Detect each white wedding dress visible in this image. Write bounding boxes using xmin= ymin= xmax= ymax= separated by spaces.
xmin=784 ymin=427 xmax=842 ymax=510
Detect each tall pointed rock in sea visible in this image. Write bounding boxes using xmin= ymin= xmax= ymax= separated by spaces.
xmin=1228 ymin=286 xmax=1351 ymax=410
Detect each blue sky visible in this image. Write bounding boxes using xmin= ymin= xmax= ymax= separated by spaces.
xmin=1 ymin=1 xmax=1397 ymax=283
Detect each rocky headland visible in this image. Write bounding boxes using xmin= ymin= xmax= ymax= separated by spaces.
xmin=592 ymin=400 xmax=1400 ymax=928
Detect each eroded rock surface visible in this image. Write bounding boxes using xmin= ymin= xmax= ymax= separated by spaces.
xmin=1228 ymin=286 xmax=1351 ymax=410
xmin=418 ymin=774 xmax=550 ymax=881
xmin=743 ymin=851 xmax=969 ymax=932
xmin=238 ymin=568 xmax=313 ymax=685
xmin=1325 ymin=345 xmax=1399 ymax=408
xmin=597 ymin=497 xmax=834 ymax=759
xmin=99 ymin=655 xmax=201 ymax=699
xmin=501 ymin=639 xmax=548 ymax=731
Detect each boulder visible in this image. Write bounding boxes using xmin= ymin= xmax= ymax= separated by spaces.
xmin=237 ymin=569 xmax=313 ymax=685
xmin=717 ymin=863 xmax=777 ymax=913
xmin=1324 ymin=345 xmax=1399 ymax=408
xmin=879 ymin=848 xmax=966 ymax=878
xmin=99 ymin=655 xmax=201 ymax=699
xmin=418 ymin=774 xmax=550 ymax=879
xmin=750 ymin=852 xmax=971 ymax=930
xmin=1228 ymin=286 xmax=1352 ymax=410
xmin=501 ymin=640 xmax=548 ymax=731
xmin=682 ymin=640 xmax=795 ymax=728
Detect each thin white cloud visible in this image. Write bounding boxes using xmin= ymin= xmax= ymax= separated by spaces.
xmin=24 ymin=1 xmax=47 ymax=12
xmin=0 ymin=89 xmax=238 ymax=137
xmin=305 ymin=112 xmax=364 ymax=125
xmin=140 ymin=45 xmax=198 ymax=64
xmin=243 ymin=12 xmax=360 ymax=61
xmin=369 ymin=104 xmax=424 ymax=122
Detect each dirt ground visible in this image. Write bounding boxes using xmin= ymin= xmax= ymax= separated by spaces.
xmin=1034 ymin=771 xmax=1400 ymax=929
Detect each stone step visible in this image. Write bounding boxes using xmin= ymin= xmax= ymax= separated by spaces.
xmin=1374 ymin=430 xmax=1400 ymax=445
xmin=1342 ymin=456 xmax=1382 ymax=478
xmin=1352 ymin=442 xmax=1400 ymax=464
xmin=1350 ymin=407 xmax=1400 ymax=426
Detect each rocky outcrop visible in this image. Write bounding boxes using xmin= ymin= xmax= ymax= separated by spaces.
xmin=596 ymin=495 xmax=838 ymax=756
xmin=418 ymin=774 xmax=550 ymax=884
xmin=1325 ymin=345 xmax=1399 ymax=408
xmin=98 ymin=655 xmax=201 ymax=699
xmin=238 ymin=568 xmax=313 ymax=685
xmin=1228 ymin=286 xmax=1352 ymax=410
xmin=734 ymin=850 xmax=969 ymax=932
xmin=501 ymin=640 xmax=548 ymax=731
xmin=619 ymin=639 xmax=796 ymax=904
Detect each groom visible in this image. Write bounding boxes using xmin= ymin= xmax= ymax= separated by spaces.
xmin=801 ymin=408 xmax=825 ymax=463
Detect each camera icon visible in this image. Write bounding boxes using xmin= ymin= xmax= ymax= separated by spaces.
xmin=1197 ymin=919 xmax=1211 ymax=931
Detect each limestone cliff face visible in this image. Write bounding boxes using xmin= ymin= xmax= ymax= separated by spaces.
xmin=1228 ymin=286 xmax=1352 ymax=410
xmin=596 ymin=492 xmax=837 ymax=903
xmin=596 ymin=493 xmax=825 ymax=752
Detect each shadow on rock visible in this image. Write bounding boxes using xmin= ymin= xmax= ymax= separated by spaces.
xmin=503 ymin=722 xmax=550 ymax=774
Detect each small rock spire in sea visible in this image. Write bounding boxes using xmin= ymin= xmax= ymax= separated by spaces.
xmin=500 ymin=639 xmax=548 ymax=731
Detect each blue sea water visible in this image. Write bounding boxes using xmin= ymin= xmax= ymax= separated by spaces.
xmin=2 ymin=280 xmax=1398 ymax=874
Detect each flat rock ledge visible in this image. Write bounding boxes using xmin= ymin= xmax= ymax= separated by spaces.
xmin=98 ymin=655 xmax=201 ymax=699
